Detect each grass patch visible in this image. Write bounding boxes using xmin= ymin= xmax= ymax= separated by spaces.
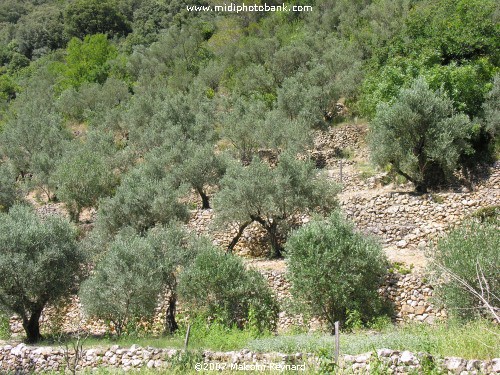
xmin=247 ymin=320 xmax=499 ymax=360
xmin=388 ymin=262 xmax=414 ymax=275
xmin=41 ymin=321 xmax=268 ymax=352
xmin=0 ymin=312 xmax=10 ymax=340
xmin=470 ymin=205 xmax=499 ymax=222
xmin=356 ymin=161 xmax=377 ymax=179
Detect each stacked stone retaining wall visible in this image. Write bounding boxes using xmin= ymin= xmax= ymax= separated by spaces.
xmin=260 ymin=269 xmax=445 ymax=331
xmin=1 ymin=344 xmax=498 ymax=374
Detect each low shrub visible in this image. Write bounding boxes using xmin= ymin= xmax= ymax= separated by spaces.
xmin=430 ymin=220 xmax=499 ymax=321
xmin=286 ymin=212 xmax=389 ymax=331
xmin=178 ymin=247 xmax=279 ymax=332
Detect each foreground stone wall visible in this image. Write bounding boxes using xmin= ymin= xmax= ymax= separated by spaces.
xmin=1 ymin=344 xmax=498 ymax=374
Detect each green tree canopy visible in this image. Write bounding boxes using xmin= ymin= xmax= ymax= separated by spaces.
xmin=94 ymin=161 xmax=189 ymax=238
xmin=15 ymin=4 xmax=66 ymax=59
xmin=179 ymin=246 xmax=278 ymax=332
xmin=0 ymin=204 xmax=83 ymax=343
xmin=64 ymin=0 xmax=131 ymax=40
xmin=57 ymin=34 xmax=118 ymax=90
xmin=214 ymin=153 xmax=338 ymax=257
xmin=369 ymin=77 xmax=474 ymax=192
xmin=286 ymin=212 xmax=388 ymax=331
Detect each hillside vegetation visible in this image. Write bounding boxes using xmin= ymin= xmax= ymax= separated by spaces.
xmin=0 ymin=0 xmax=499 ymax=357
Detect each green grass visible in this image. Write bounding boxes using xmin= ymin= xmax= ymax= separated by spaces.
xmin=356 ymin=161 xmax=377 ymax=179
xmin=42 ymin=321 xmax=269 ymax=352
xmin=0 ymin=312 xmax=10 ymax=340
xmin=247 ymin=319 xmax=499 ymax=360
xmin=6 ymin=320 xmax=498 ymax=375
xmin=23 ymin=319 xmax=500 ymax=366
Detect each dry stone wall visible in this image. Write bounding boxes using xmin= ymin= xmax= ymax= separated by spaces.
xmin=1 ymin=344 xmax=498 ymax=374
xmin=339 ymin=172 xmax=500 ymax=250
xmin=259 ymin=268 xmax=445 ymax=331
xmin=8 ymin=268 xmax=444 ymax=339
xmin=186 ymin=209 xmax=271 ymax=257
xmin=379 ymin=272 xmax=446 ymax=323
xmin=312 ymin=123 xmax=369 ymax=165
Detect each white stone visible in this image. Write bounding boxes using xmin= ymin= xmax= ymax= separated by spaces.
xmin=131 ymin=359 xmax=142 ymax=367
xmin=11 ymin=344 xmax=26 ymax=356
xmin=396 ymin=240 xmax=407 ymax=248
xmin=491 ymin=358 xmax=500 ymax=372
xmin=445 ymin=357 xmax=465 ymax=372
xmin=355 ymin=353 xmax=371 ymax=363
xmin=400 ymin=351 xmax=416 ymax=365
xmin=466 ymin=360 xmax=480 ymax=371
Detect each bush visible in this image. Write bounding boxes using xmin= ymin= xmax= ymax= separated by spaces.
xmin=0 ymin=204 xmax=83 ymax=343
xmin=80 ymin=225 xmax=200 ymax=336
xmin=481 ymin=74 xmax=500 ymax=138
xmin=369 ymin=77 xmax=473 ymax=192
xmin=286 ymin=212 xmax=389 ymax=331
xmin=178 ymin=247 xmax=278 ymax=332
xmin=431 ymin=220 xmax=500 ymax=321
xmin=470 ymin=205 xmax=499 ymax=223
xmin=0 ymin=311 xmax=10 ymax=340
xmin=0 ymin=162 xmax=20 ymax=212
xmin=481 ymin=74 xmax=500 ymax=156
xmin=53 ymin=132 xmax=119 ymax=222
xmin=79 ymin=229 xmax=166 ymax=336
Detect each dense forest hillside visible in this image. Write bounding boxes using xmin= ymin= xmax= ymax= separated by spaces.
xmin=0 ymin=0 xmax=498 ymax=201
xmin=0 ymin=0 xmax=499 ymax=367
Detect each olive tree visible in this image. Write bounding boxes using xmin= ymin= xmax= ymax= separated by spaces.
xmin=369 ymin=77 xmax=474 ymax=192
xmin=214 ymin=153 xmax=338 ymax=258
xmin=170 ymin=142 xmax=226 ymax=209
xmin=286 ymin=212 xmax=388 ymax=331
xmin=95 ymin=161 xmax=189 ymax=237
xmin=0 ymin=82 xmax=70 ymax=200
xmin=56 ymin=78 xmax=131 ymax=123
xmin=220 ymin=97 xmax=268 ymax=164
xmin=0 ymin=163 xmax=20 ymax=212
xmin=53 ymin=132 xmax=119 ymax=222
xmin=80 ymin=230 xmax=162 ymax=336
xmin=0 ymin=205 xmax=83 ymax=343
xmin=80 ymin=225 xmax=200 ymax=335
xmin=179 ymin=246 xmax=278 ymax=332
